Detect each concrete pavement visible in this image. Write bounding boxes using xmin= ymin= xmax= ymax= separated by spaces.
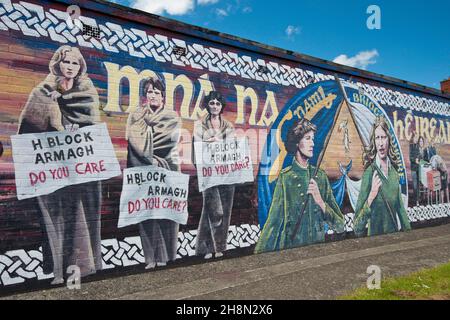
xmin=1 ymin=222 xmax=450 ymax=300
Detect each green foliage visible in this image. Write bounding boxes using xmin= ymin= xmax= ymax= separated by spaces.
xmin=340 ymin=262 xmax=450 ymax=300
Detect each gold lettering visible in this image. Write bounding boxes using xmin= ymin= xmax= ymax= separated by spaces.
xmin=392 ymin=111 xmax=404 ymax=141
xmin=429 ymin=118 xmax=437 ymax=139
xmin=447 ymin=121 xmax=450 ymax=144
xmin=103 ymin=62 xmax=156 ymax=113
xmin=419 ymin=117 xmax=430 ymax=142
xmin=439 ymin=120 xmax=447 ymax=144
xmin=257 ymin=91 xmax=279 ymax=127
xmin=294 ymin=105 xmax=306 ymax=118
xmin=163 ymin=73 xmax=193 ymax=115
xmin=415 ymin=116 xmax=420 ymax=140
xmin=234 ymin=85 xmax=258 ymax=125
xmin=190 ymin=74 xmax=212 ymax=121
xmin=321 ymin=93 xmax=336 ymax=109
xmin=308 ymin=90 xmax=322 ymax=106
xmin=304 ymin=99 xmax=313 ymax=114
xmin=405 ymin=112 xmax=413 ymax=142
xmin=293 ymin=86 xmax=336 ymax=119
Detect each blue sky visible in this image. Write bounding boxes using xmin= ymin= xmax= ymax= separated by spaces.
xmin=109 ymin=0 xmax=449 ymax=90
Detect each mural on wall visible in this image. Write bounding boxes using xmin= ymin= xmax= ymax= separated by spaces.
xmin=257 ymin=78 xmax=441 ymax=251
xmin=0 ymin=0 xmax=449 ymax=289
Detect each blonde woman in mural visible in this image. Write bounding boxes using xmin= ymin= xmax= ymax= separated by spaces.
xmin=17 ymin=45 xmax=102 ymax=284
xmin=255 ymin=118 xmax=345 ymax=253
xmin=193 ymin=91 xmax=235 ymax=259
xmin=126 ymin=76 xmax=181 ymax=269
xmin=353 ymin=116 xmax=411 ymax=236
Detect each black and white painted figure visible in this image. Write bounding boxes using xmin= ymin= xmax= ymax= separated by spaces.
xmin=193 ymin=91 xmax=235 ymax=260
xmin=17 ymin=45 xmax=102 ymax=285
xmin=126 ymin=75 xmax=182 ymax=269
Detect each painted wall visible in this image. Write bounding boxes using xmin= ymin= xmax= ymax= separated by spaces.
xmin=0 ymin=0 xmax=449 ymax=291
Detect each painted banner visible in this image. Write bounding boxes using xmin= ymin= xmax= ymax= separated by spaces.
xmin=194 ymin=137 xmax=254 ymax=192
xmin=118 ymin=165 xmax=190 ymax=228
xmin=11 ymin=123 xmax=121 ymax=200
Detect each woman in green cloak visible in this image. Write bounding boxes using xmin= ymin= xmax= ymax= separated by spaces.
xmin=255 ymin=119 xmax=345 ymax=253
xmin=353 ymin=116 xmax=411 ymax=236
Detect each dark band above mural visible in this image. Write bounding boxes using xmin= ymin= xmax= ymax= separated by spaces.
xmin=0 ymin=0 xmax=449 ymax=290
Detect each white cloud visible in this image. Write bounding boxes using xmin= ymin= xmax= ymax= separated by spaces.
xmin=198 ymin=0 xmax=219 ymax=5
xmin=285 ymin=25 xmax=300 ymax=38
xmin=216 ymin=8 xmax=228 ymax=17
xmin=131 ymin=0 xmax=194 ymax=15
xmin=333 ymin=50 xmax=379 ymax=70
xmin=243 ymin=6 xmax=252 ymax=13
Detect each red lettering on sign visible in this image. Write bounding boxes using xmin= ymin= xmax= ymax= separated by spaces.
xmin=75 ymin=160 xmax=106 ymax=175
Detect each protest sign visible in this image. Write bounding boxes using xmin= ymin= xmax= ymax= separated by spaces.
xmin=118 ymin=165 xmax=189 ymax=228
xmin=11 ymin=123 xmax=121 ymax=200
xmin=194 ymin=137 xmax=254 ymax=192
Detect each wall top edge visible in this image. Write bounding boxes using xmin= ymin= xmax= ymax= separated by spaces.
xmin=50 ymin=0 xmax=450 ymax=101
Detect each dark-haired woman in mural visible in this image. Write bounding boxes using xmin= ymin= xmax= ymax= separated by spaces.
xmin=193 ymin=91 xmax=235 ymax=259
xmin=353 ymin=116 xmax=411 ymax=236
xmin=126 ymin=75 xmax=181 ymax=269
xmin=409 ymin=133 xmax=424 ymax=206
xmin=254 ymin=118 xmax=345 ymax=253
xmin=17 ymin=45 xmax=102 ymax=284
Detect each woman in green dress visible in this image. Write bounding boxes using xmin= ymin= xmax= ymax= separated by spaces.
xmin=255 ymin=119 xmax=345 ymax=253
xmin=353 ymin=116 xmax=411 ymax=236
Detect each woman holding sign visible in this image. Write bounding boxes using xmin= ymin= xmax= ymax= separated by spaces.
xmin=17 ymin=45 xmax=102 ymax=284
xmin=126 ymin=76 xmax=182 ymax=269
xmin=193 ymin=91 xmax=236 ymax=259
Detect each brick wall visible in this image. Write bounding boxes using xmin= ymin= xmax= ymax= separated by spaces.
xmin=0 ymin=0 xmax=449 ymax=291
xmin=441 ymin=78 xmax=450 ymax=94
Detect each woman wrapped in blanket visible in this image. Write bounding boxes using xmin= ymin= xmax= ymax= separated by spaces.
xmin=126 ymin=76 xmax=182 ymax=269
xmin=193 ymin=91 xmax=235 ymax=259
xmin=17 ymin=45 xmax=102 ymax=284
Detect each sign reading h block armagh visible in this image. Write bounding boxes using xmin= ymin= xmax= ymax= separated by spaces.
xmin=11 ymin=123 xmax=121 ymax=200
xmin=118 ymin=165 xmax=190 ymax=227
xmin=194 ymin=137 xmax=254 ymax=192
